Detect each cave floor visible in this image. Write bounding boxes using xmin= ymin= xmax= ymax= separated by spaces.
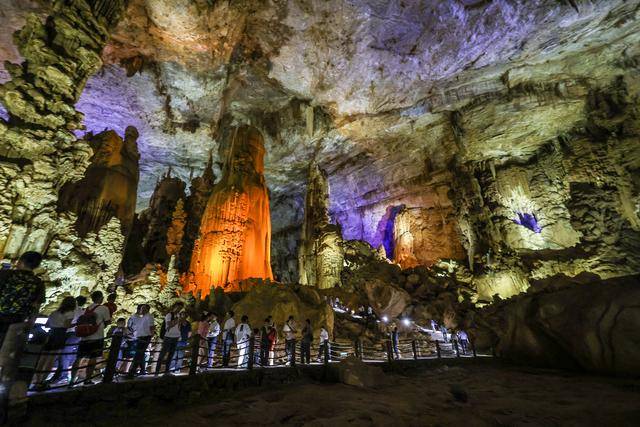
xmin=141 ymin=364 xmax=640 ymax=427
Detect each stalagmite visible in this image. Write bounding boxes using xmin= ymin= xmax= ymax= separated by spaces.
xmin=186 ymin=126 xmax=273 ymax=296
xmin=298 ymin=164 xmax=344 ymax=289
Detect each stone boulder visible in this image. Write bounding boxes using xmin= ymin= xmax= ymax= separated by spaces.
xmin=363 ymin=279 xmax=411 ymax=319
xmin=485 ymin=275 xmax=640 ymax=375
xmin=232 ymin=283 xmax=334 ymax=337
xmin=336 ymin=356 xmax=384 ymax=388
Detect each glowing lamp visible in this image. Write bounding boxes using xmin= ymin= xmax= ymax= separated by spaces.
xmin=402 ymin=318 xmax=411 ymax=327
xmin=382 ymin=315 xmax=389 ymax=323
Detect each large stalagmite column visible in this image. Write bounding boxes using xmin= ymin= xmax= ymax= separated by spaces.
xmin=298 ymin=165 xmax=343 ymax=289
xmin=186 ymin=126 xmax=273 ymax=296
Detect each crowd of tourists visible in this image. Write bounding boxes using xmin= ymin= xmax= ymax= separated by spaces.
xmin=0 ymin=252 xmax=333 ymax=392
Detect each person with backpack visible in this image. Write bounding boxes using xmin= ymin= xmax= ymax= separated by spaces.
xmin=221 ymin=311 xmax=235 ymax=367
xmin=155 ymin=302 xmax=184 ymax=376
xmin=70 ymin=291 xmax=111 ymax=385
xmin=49 ymin=295 xmax=87 ymax=385
xmin=127 ymin=304 xmax=154 ymax=378
xmin=235 ymin=315 xmax=251 ymax=369
xmin=300 ymin=319 xmax=313 ymax=365
xmin=207 ymin=314 xmax=220 ymax=368
xmin=31 ymin=296 xmax=76 ymax=390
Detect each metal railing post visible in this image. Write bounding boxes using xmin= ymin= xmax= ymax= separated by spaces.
xmin=189 ymin=334 xmax=200 ymax=376
xmin=454 ymin=340 xmax=460 ymax=358
xmin=291 ymin=339 xmax=296 ymax=367
xmin=386 ymin=340 xmax=393 ymax=362
xmin=435 ymin=340 xmax=441 ymax=359
xmin=323 ymin=341 xmax=329 ymax=365
xmin=472 ymin=340 xmax=477 ymax=357
xmin=411 ymin=339 xmax=418 ymax=360
xmin=102 ymin=335 xmax=123 ymax=383
xmin=248 ymin=336 xmax=255 ymax=370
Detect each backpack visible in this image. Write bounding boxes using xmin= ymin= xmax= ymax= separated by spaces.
xmin=75 ymin=306 xmax=100 ymax=337
xmin=159 ymin=313 xmax=173 ymax=339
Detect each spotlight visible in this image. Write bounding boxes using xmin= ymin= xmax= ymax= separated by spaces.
xmin=402 ymin=318 xmax=411 ymax=327
xmin=382 ymin=315 xmax=389 ymax=323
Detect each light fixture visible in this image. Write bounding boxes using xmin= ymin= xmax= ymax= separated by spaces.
xmin=402 ymin=318 xmax=411 ymax=326
xmin=382 ymin=315 xmax=389 ymax=323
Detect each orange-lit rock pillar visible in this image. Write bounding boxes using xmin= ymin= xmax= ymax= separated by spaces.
xmin=186 ymin=126 xmax=273 ymax=296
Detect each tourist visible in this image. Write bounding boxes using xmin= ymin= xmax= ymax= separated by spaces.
xmin=50 ymin=295 xmax=87 ymax=384
xmin=391 ymin=326 xmax=400 ymax=359
xmin=318 ymin=325 xmax=330 ymax=362
xmin=300 ymin=319 xmax=312 ymax=364
xmin=440 ymin=325 xmax=449 ymax=343
xmin=221 ymin=310 xmax=235 ymax=367
xmin=195 ymin=312 xmax=212 ymax=370
xmin=235 ymin=315 xmax=252 ymax=368
xmin=70 ymin=291 xmax=111 ymax=385
xmin=127 ymin=304 xmax=154 ymax=378
xmin=0 ymin=251 xmax=45 ymax=348
xmin=283 ymin=315 xmax=296 ymax=365
xmin=252 ymin=328 xmax=261 ymax=365
xmin=267 ymin=325 xmax=277 ymax=366
xmin=260 ymin=318 xmax=270 ymax=366
xmin=156 ymin=302 xmax=184 ymax=375
xmin=458 ymin=330 xmax=470 ymax=355
xmin=171 ymin=312 xmax=192 ymax=372
xmin=104 ymin=293 xmax=117 ymax=317
xmin=31 ymin=297 xmax=76 ymax=390
xmin=207 ymin=314 xmax=220 ymax=368
xmin=107 ymin=317 xmax=132 ymax=374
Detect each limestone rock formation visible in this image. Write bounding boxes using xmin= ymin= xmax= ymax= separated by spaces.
xmin=177 ymin=153 xmax=216 ymax=271
xmin=0 ymin=0 xmax=126 ymax=262
xmin=186 ymin=126 xmax=273 ymax=296
xmin=337 ymin=356 xmax=385 ymax=388
xmin=58 ymin=126 xmax=140 ymax=237
xmin=231 ymin=283 xmax=334 ymax=337
xmin=479 ymin=275 xmax=640 ymax=375
xmin=298 ymin=165 xmax=344 ymax=289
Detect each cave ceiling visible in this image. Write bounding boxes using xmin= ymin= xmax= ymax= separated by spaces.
xmin=1 ymin=0 xmax=639 ymax=227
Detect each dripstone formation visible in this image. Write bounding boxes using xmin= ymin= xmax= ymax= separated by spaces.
xmin=0 ymin=0 xmax=639 ymax=375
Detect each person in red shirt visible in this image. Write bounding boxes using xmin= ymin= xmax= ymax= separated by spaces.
xmin=104 ymin=293 xmax=117 ymax=316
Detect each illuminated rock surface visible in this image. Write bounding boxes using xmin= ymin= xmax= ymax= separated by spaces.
xmin=186 ymin=126 xmax=273 ymax=296
xmin=1 ymin=0 xmax=640 ymax=377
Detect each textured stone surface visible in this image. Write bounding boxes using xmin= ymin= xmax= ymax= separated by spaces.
xmin=298 ymin=165 xmax=343 ymax=289
xmin=481 ymin=275 xmax=640 ymax=375
xmin=185 ymin=126 xmax=273 ymax=296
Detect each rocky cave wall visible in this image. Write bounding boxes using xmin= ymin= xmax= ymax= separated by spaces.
xmin=0 ymin=0 xmax=639 ymax=320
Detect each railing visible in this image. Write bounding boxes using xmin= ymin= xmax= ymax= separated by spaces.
xmin=21 ymin=333 xmax=485 ymax=394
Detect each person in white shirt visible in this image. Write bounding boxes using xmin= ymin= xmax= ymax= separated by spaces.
xmin=127 ymin=304 xmax=155 ymax=378
xmin=283 ymin=316 xmax=296 ymax=365
xmin=221 ymin=311 xmax=235 ymax=367
xmin=32 ymin=297 xmax=76 ymax=389
xmin=207 ymin=314 xmax=221 ymax=368
xmin=317 ymin=326 xmax=330 ymax=362
xmin=50 ymin=295 xmax=86 ymax=384
xmin=235 ymin=315 xmax=252 ymax=368
xmin=70 ymin=291 xmax=111 ymax=385
xmin=155 ymin=302 xmax=184 ymax=376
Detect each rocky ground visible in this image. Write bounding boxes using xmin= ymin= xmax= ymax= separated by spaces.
xmin=140 ymin=364 xmax=640 ymax=427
